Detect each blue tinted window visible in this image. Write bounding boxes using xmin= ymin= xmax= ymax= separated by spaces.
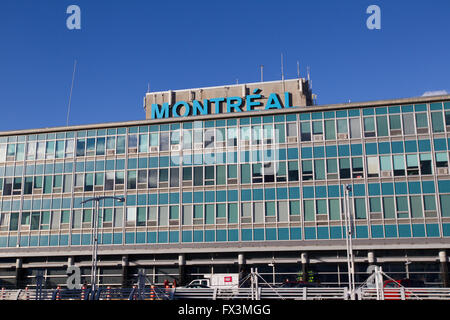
xmin=371 ymin=225 xmax=384 ymax=238
xmin=303 ymin=186 xmax=314 ymax=198
xmin=338 ymin=145 xmax=350 ymax=156
xmin=351 ymin=144 xmax=362 ymax=156
xmin=381 ymin=183 xmax=394 ymax=195
xmin=394 ymin=182 xmax=407 ymax=195
xmin=301 ymin=147 xmax=312 ymax=159
xmin=391 ymin=141 xmax=404 ymax=153
xmin=412 ymin=224 xmax=425 ymax=237
xmin=378 ymin=142 xmax=390 ymax=154
xmin=418 ymin=140 xmax=431 ymax=152
xmin=434 ymin=138 xmax=447 ymax=151
xmin=365 ymin=143 xmax=377 ymax=155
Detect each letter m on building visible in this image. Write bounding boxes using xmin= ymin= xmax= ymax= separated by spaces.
xmin=151 ymin=103 xmax=170 ymax=119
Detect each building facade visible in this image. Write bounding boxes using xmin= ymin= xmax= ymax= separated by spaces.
xmin=0 ymin=79 xmax=449 ymax=288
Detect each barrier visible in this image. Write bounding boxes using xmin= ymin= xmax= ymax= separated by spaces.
xmin=81 ymin=285 xmax=86 ymax=300
xmin=150 ymin=285 xmax=155 ymax=300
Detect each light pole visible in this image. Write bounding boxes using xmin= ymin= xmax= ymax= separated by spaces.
xmin=343 ymin=184 xmax=356 ymax=300
xmin=80 ymin=196 xmax=125 ymax=298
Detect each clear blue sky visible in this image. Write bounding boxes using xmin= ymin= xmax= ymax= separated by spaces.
xmin=0 ymin=0 xmax=449 ymax=131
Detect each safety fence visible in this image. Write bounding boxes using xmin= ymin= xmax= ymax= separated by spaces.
xmin=1 ymin=286 xmax=450 ymax=301
xmin=357 ymin=287 xmax=450 ymax=300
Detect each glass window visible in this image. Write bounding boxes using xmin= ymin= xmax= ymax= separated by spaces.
xmin=277 ymin=201 xmax=288 ymax=222
xmin=354 ymin=198 xmax=366 ymax=219
xmin=312 ymin=121 xmax=323 ymax=135
xmin=436 ymin=152 xmax=448 ymax=167
xmin=182 ymin=206 xmax=192 ymax=225
xmin=286 ymin=123 xmax=297 ymax=137
xmin=389 ymin=115 xmax=401 ymax=134
xmin=275 ymin=124 xmax=285 ymax=143
xmin=376 ymin=116 xmax=388 ymax=136
xmin=116 ymin=136 xmax=126 ymax=154
xmin=369 ymin=197 xmax=381 ymax=212
xmin=396 ymin=196 xmax=409 ymax=218
xmin=216 ymin=166 xmax=226 ymax=185
xmin=415 ymin=113 xmax=428 ymax=129
xmin=227 ymin=127 xmax=237 ymax=147
xmin=431 ymin=112 xmax=444 ymax=133
xmin=304 ymin=200 xmax=315 ymax=221
xmin=325 ymin=120 xmax=336 ymax=140
xmin=288 ymin=161 xmax=299 ymax=181
xmin=349 ymin=118 xmax=361 ymax=138
xmin=170 ymin=168 xmax=179 ymax=187
xmin=339 ymin=158 xmax=350 ymax=179
xmin=302 ymin=160 xmax=313 ymax=181
xmin=314 ymin=160 xmax=325 ymax=180
xmin=228 ymin=203 xmax=238 ymax=223
xmin=393 ymin=155 xmax=405 ymax=176
xmin=241 ymin=164 xmax=251 ymax=183
xmin=329 ymin=199 xmax=340 ymax=220
xmin=253 ymin=202 xmax=264 ymax=223
xmin=410 ymin=196 xmax=423 ymax=218
xmin=402 ymin=114 xmax=415 ymax=135
xmin=420 ymin=153 xmax=432 ymax=175
xmin=127 ymin=171 xmax=136 ymax=189
xmin=76 ymin=139 xmax=85 ymax=156
xmin=158 ymin=207 xmax=168 ymax=226
xmin=403 ymin=155 xmax=418 ymax=176
xmin=364 ymin=117 xmax=375 ymax=137
xmin=193 ymin=167 xmax=203 ymax=186
xmin=300 ymin=122 xmax=311 ymax=141
xmin=137 ymin=207 xmax=147 ymax=226
xmin=383 ymin=197 xmax=395 ymax=218
xmin=337 ymin=119 xmax=348 ymax=135
xmin=367 ymin=156 xmax=379 ymax=177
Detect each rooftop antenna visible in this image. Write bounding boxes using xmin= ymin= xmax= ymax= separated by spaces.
xmin=143 ymin=83 xmax=150 ymax=111
xmin=260 ymin=65 xmax=264 ymax=82
xmin=297 ymin=60 xmax=300 ymax=78
xmin=307 ymin=66 xmax=311 ymax=89
xmin=281 ymin=52 xmax=286 ymax=92
xmin=66 ymin=59 xmax=77 ymax=127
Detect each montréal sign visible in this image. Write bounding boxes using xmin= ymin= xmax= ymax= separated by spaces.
xmin=150 ymin=89 xmax=295 ymax=119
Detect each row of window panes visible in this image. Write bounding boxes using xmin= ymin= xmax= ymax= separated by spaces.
xmin=0 ymin=153 xmax=448 ymax=195
xmin=1 ymin=193 xmax=445 ymax=232
xmin=2 ymin=138 xmax=450 ymax=177
xmin=2 ymin=115 xmax=450 ymax=163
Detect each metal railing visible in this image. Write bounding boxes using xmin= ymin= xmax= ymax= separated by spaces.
xmin=1 ymin=286 xmax=450 ymax=301
xmin=357 ymin=287 xmax=450 ymax=300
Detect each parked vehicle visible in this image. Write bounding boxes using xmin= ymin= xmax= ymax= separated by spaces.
xmin=183 ymin=284 xmax=210 ymax=288
xmin=382 ymin=278 xmax=425 ymax=300
xmin=384 ymin=279 xmax=425 ymax=288
xmin=185 ymin=274 xmax=239 ymax=289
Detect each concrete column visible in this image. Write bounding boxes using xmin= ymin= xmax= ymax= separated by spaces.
xmin=67 ymin=256 xmax=74 ymax=266
xmin=178 ymin=254 xmax=186 ymax=286
xmin=368 ymin=251 xmax=375 ymax=265
xmin=121 ymin=255 xmax=129 ymax=288
xmin=238 ymin=253 xmax=247 ymax=282
xmin=301 ymin=253 xmax=309 ymax=281
xmin=439 ymin=251 xmax=449 ymax=287
xmin=14 ymin=258 xmax=24 ymax=289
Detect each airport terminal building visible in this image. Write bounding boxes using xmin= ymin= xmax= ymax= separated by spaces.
xmin=0 ymin=78 xmax=449 ymax=288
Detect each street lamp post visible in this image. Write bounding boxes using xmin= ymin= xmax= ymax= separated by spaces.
xmin=343 ymin=184 xmax=356 ymax=300
xmin=80 ymin=196 xmax=124 ymax=298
